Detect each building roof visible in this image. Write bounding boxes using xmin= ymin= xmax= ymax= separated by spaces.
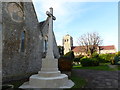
xmin=99 ymin=45 xmax=115 ymax=50
xmin=72 ymin=46 xmax=86 ymax=53
xmin=72 ymin=45 xmax=115 ymax=53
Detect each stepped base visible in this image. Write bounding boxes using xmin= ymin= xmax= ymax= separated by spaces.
xmin=19 ymin=74 xmax=74 ymax=88
xmin=19 ymin=58 xmax=74 ymax=88
xmin=38 ymin=71 xmax=61 ymax=77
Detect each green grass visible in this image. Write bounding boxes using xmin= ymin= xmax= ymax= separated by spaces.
xmin=70 ymin=76 xmax=86 ymax=88
xmin=5 ymin=74 xmax=87 ymax=89
xmin=69 ymin=72 xmax=86 ymax=88
xmin=73 ymin=63 xmax=119 ymax=71
xmin=10 ymin=80 xmax=26 ymax=88
xmin=8 ymin=76 xmax=86 ymax=89
xmin=4 ymin=79 xmax=28 ymax=88
xmin=99 ymin=63 xmax=111 ymax=65
xmin=118 ymin=65 xmax=120 ymax=70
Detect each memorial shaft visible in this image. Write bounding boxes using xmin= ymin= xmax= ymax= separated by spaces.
xmin=46 ymin=7 xmax=54 ymax=59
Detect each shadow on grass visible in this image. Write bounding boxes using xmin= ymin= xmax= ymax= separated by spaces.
xmin=3 ymin=73 xmax=87 ymax=89
xmin=66 ymin=70 xmax=87 ymax=89
xmin=73 ymin=63 xmax=119 ymax=71
xmin=2 ymin=78 xmax=28 ymax=89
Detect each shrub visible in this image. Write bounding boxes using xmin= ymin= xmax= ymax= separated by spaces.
xmin=80 ymin=57 xmax=99 ymax=67
xmin=92 ymin=52 xmax=99 ymax=58
xmin=118 ymin=51 xmax=120 ymax=56
xmin=91 ymin=58 xmax=99 ymax=66
xmin=63 ymin=51 xmax=75 ymax=61
xmin=112 ymin=55 xmax=120 ymax=65
xmin=99 ymin=54 xmax=115 ymax=63
xmin=111 ymin=59 xmax=115 ymax=65
xmin=98 ymin=55 xmax=107 ymax=63
xmin=76 ymin=55 xmax=84 ymax=58
xmin=73 ymin=55 xmax=84 ymax=62
xmin=80 ymin=57 xmax=92 ymax=67
xmin=73 ymin=58 xmax=80 ymax=62
xmin=116 ymin=51 xmax=120 ymax=56
xmin=110 ymin=51 xmax=120 ymax=65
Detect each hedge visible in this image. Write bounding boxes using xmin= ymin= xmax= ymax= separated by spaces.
xmin=80 ymin=57 xmax=99 ymax=67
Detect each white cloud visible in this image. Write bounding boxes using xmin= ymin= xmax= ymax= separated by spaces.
xmin=33 ymin=0 xmax=85 ymax=46
xmin=33 ymin=0 xmax=74 ymax=26
xmin=33 ymin=0 xmax=68 ymax=17
xmin=33 ymin=0 xmax=118 ymax=50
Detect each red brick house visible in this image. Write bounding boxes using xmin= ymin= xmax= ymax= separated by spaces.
xmin=72 ymin=45 xmax=116 ymax=56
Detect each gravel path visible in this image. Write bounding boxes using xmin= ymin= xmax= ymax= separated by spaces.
xmin=72 ymin=69 xmax=120 ymax=88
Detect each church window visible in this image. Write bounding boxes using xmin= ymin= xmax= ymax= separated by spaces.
xmin=7 ymin=2 xmax=24 ymax=22
xmin=43 ymin=40 xmax=48 ymax=52
xmin=21 ymin=31 xmax=25 ymax=52
xmin=43 ymin=36 xmax=48 ymax=53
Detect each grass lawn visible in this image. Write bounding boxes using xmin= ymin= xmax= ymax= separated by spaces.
xmin=4 ymin=77 xmax=86 ymax=89
xmin=68 ymin=72 xmax=86 ymax=88
xmin=73 ymin=63 xmax=120 ymax=71
xmin=118 ymin=65 xmax=120 ymax=70
xmin=3 ymin=78 xmax=28 ymax=89
xmin=9 ymin=80 xmax=27 ymax=88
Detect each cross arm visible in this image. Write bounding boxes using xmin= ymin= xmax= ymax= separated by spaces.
xmin=46 ymin=11 xmax=56 ymax=20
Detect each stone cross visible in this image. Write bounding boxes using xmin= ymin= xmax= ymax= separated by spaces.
xmin=46 ymin=7 xmax=56 ymax=59
xmin=19 ymin=7 xmax=74 ymax=88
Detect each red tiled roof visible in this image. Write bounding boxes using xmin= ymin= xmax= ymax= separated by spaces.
xmin=72 ymin=46 xmax=86 ymax=53
xmin=72 ymin=45 xmax=115 ymax=53
xmin=99 ymin=45 xmax=115 ymax=50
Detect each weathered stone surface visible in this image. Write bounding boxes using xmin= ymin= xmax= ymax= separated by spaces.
xmin=20 ymin=74 xmax=74 ymax=88
xmin=1 ymin=2 xmax=59 ymax=83
xmin=2 ymin=2 xmax=42 ymax=82
xmin=39 ymin=18 xmax=60 ymax=59
xmin=20 ymin=7 xmax=74 ymax=88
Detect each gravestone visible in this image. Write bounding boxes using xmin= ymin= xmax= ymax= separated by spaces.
xmin=19 ymin=7 xmax=74 ymax=88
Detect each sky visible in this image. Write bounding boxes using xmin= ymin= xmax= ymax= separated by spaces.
xmin=32 ymin=0 xmax=118 ymax=51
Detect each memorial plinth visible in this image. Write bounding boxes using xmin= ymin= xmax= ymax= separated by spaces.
xmin=19 ymin=7 xmax=74 ymax=88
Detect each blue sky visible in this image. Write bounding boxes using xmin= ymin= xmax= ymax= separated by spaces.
xmin=33 ymin=1 xmax=118 ymax=51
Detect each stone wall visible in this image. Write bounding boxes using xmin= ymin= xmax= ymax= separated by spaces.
xmin=2 ymin=2 xmax=60 ymax=83
xmin=2 ymin=2 xmax=42 ymax=82
xmin=0 ymin=2 xmax=2 ymax=87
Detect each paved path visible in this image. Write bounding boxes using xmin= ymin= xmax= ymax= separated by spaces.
xmin=72 ymin=69 xmax=120 ymax=88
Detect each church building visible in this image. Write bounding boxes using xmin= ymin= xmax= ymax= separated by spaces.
xmin=62 ymin=34 xmax=73 ymax=54
xmin=63 ymin=34 xmax=116 ymax=56
xmin=1 ymin=1 xmax=59 ymax=82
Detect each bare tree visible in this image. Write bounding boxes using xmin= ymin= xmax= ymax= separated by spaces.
xmin=78 ymin=32 xmax=103 ymax=56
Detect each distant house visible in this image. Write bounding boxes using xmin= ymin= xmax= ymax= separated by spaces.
xmin=71 ymin=46 xmax=87 ymax=56
xmin=62 ymin=35 xmax=116 ymax=56
xmin=98 ymin=45 xmax=116 ymax=54
xmin=72 ymin=45 xmax=116 ymax=56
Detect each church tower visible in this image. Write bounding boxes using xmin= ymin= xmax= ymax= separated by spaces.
xmin=63 ymin=34 xmax=73 ymax=55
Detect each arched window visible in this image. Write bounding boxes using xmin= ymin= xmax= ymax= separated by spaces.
xmin=21 ymin=31 xmax=25 ymax=52
xmin=45 ymin=40 xmax=48 ymax=52
xmin=43 ymin=36 xmax=48 ymax=53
